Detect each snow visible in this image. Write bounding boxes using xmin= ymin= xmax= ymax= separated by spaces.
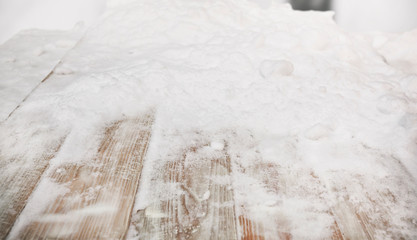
xmin=7 ymin=178 xmax=69 ymax=239
xmin=260 ymin=59 xmax=294 ymax=78
xmin=377 ymin=29 xmax=417 ymax=74
xmin=1 ymin=0 xmax=417 ymax=238
xmin=0 ymin=0 xmax=106 ymax=44
xmin=0 ymin=27 xmax=83 ymax=121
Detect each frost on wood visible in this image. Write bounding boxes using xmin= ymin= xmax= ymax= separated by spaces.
xmin=0 ymin=29 xmax=81 ymax=121
xmin=0 ymin=138 xmax=65 ymax=239
xmin=228 ymin=131 xmax=341 ymax=240
xmin=19 ymin=113 xmax=153 ymax=239
xmin=133 ymin=131 xmax=237 ymax=239
xmin=327 ymin=156 xmax=417 ymax=240
xmin=1 ymin=0 xmax=417 ymax=238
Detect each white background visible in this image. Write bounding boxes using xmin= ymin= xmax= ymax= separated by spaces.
xmin=1 ymin=0 xmax=417 ymax=44
xmin=0 ymin=0 xmax=106 ymax=44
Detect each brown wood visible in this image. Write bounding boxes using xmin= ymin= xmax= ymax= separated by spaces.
xmin=230 ymin=146 xmax=344 ymax=240
xmin=135 ymin=138 xmax=238 ymax=239
xmin=0 ymin=138 xmax=65 ymax=239
xmin=20 ymin=113 xmax=153 ymax=239
xmin=328 ymin=220 xmax=344 ymax=240
xmin=330 ymin=188 xmax=402 ymax=240
xmin=238 ymin=215 xmax=266 ymax=240
xmin=4 ymin=125 xmax=414 ymax=239
xmin=326 ymin=156 xmax=417 ymax=240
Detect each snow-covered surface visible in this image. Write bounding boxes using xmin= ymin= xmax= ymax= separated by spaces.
xmin=377 ymin=30 xmax=417 ymax=75
xmin=1 ymin=0 xmax=417 ymax=238
xmin=0 ymin=27 xmax=83 ymax=121
xmin=0 ymin=0 xmax=106 ymax=44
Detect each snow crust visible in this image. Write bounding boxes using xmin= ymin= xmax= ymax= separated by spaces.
xmin=1 ymin=0 xmax=417 ymax=238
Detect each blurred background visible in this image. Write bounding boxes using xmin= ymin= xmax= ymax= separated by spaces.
xmin=1 ymin=0 xmax=417 ymax=44
xmin=291 ymin=0 xmax=417 ymax=33
xmin=0 ymin=0 xmax=106 ymax=44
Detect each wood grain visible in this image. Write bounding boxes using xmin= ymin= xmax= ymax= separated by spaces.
xmin=0 ymin=138 xmax=65 ymax=239
xmin=135 ymin=139 xmax=238 ymax=239
xmin=325 ymin=156 xmax=417 ymax=240
xmin=19 ymin=113 xmax=153 ymax=239
xmin=228 ymin=133 xmax=344 ymax=240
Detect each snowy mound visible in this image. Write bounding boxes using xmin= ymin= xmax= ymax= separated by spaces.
xmin=91 ymin=0 xmax=416 ymax=174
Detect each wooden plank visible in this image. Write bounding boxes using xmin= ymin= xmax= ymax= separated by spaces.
xmin=325 ymin=156 xmax=417 ymax=240
xmin=0 ymin=138 xmax=65 ymax=239
xmin=19 ymin=113 xmax=154 ymax=239
xmin=1 ymin=31 xmax=85 ymax=238
xmin=328 ymin=179 xmax=409 ymax=240
xmin=331 ymin=200 xmax=371 ymax=240
xmin=135 ymin=138 xmax=238 ymax=239
xmin=133 ymin=132 xmax=345 ymax=240
xmin=235 ymin=163 xmax=293 ymax=240
xmin=229 ymin=143 xmax=343 ymax=240
xmin=238 ymin=215 xmax=266 ymax=240
xmin=237 ymin=158 xmax=417 ymax=240
xmin=0 ymin=30 xmax=82 ymax=122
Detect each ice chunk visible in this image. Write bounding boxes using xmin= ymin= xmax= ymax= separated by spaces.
xmin=202 ymin=190 xmax=210 ymax=200
xmin=259 ymin=59 xmax=294 ymax=78
xmin=304 ymin=124 xmax=333 ymax=140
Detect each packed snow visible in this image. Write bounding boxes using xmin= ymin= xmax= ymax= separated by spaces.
xmin=1 ymin=0 xmax=416 ymax=239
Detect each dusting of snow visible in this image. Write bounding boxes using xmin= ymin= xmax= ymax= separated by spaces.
xmin=0 ymin=27 xmax=83 ymax=121
xmin=1 ymin=0 xmax=417 ymax=238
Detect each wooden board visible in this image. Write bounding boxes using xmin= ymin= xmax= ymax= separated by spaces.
xmin=327 ymin=174 xmax=417 ymax=239
xmin=132 ymin=132 xmax=349 ymax=240
xmin=321 ymin=151 xmax=417 ymax=240
xmin=225 ymin=132 xmax=344 ymax=240
xmin=0 ymin=139 xmax=65 ymax=239
xmin=234 ymin=163 xmax=343 ymax=240
xmin=234 ymin=162 xmax=292 ymax=240
xmin=0 ymin=30 xmax=82 ymax=122
xmin=0 ymin=32 xmax=85 ymax=238
xmin=19 ymin=113 xmax=153 ymax=239
xmin=134 ymin=138 xmax=238 ymax=239
xmin=5 ymin=126 xmax=415 ymax=239
xmin=234 ymin=154 xmax=417 ymax=240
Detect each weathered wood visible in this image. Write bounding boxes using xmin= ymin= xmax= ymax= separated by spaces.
xmin=331 ymin=201 xmax=371 ymax=240
xmin=227 ymin=132 xmax=343 ymax=240
xmin=0 ymin=138 xmax=65 ymax=239
xmin=135 ymin=138 xmax=238 ymax=239
xmin=234 ymin=162 xmax=292 ymax=240
xmin=325 ymin=156 xmax=417 ymax=240
xmin=20 ymin=113 xmax=153 ymax=239
xmin=238 ymin=215 xmax=266 ymax=240
xmin=9 ymin=126 xmax=413 ymax=239
xmin=329 ymin=180 xmax=412 ymax=240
